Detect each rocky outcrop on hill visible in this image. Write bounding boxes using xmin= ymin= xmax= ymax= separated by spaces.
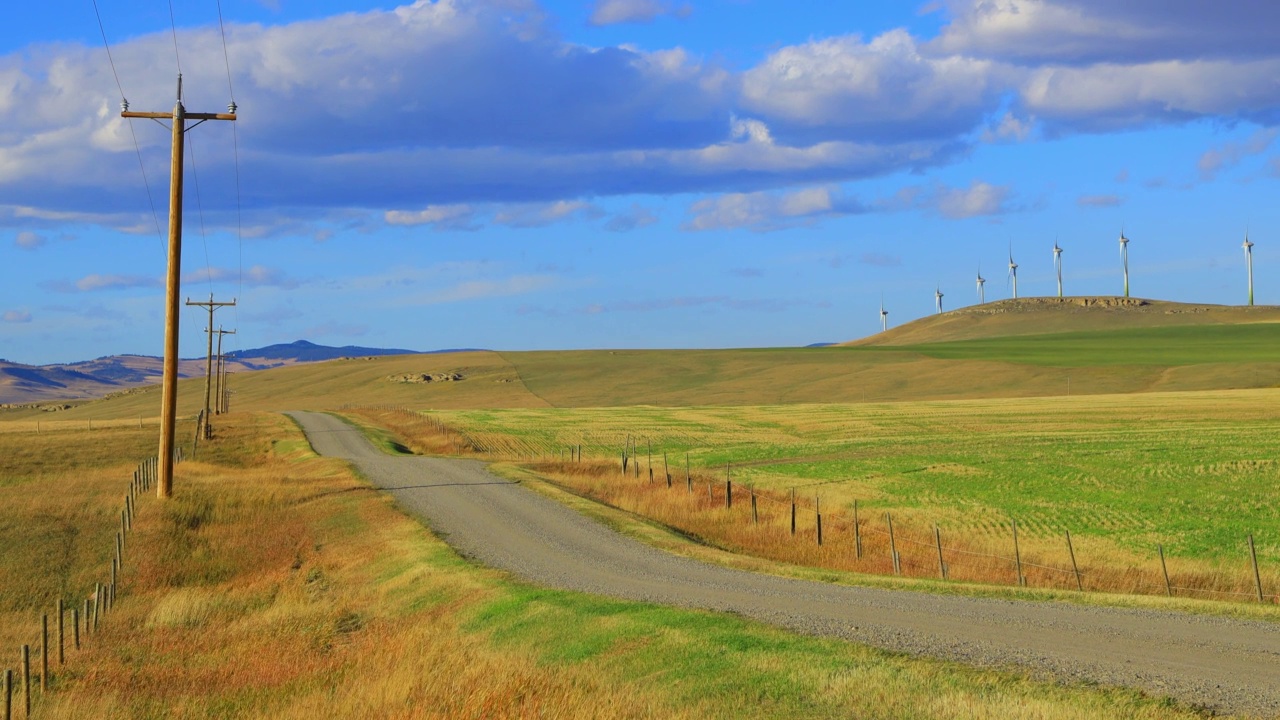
xmin=386 ymin=372 xmax=464 ymax=384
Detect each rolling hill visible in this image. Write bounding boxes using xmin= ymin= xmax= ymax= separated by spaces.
xmin=0 ymin=340 xmax=467 ymax=406
xmin=7 ymin=296 xmax=1279 ymax=421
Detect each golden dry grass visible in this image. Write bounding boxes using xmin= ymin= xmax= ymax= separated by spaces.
xmin=0 ymin=412 xmax=1219 ymax=718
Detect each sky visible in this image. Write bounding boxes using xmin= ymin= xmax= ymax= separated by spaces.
xmin=3 ymin=0 xmax=1280 ymax=364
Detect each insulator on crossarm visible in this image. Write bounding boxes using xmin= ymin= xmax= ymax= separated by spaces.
xmin=228 ymin=101 xmax=238 ymax=114
xmin=121 ymin=98 xmax=130 ymax=113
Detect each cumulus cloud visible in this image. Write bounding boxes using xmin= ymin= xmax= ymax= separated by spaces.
xmin=398 ymin=274 xmax=560 ymax=306
xmin=1197 ymin=128 xmax=1278 ymax=181
xmin=683 ymin=186 xmax=864 ymax=232
xmin=588 ymin=0 xmax=691 ymax=26
xmin=604 ymin=204 xmax=659 ymax=232
xmin=14 ymin=231 xmax=45 ymax=250
xmin=493 ymin=200 xmax=604 ymax=228
xmin=1077 ymin=193 xmax=1124 ymax=207
xmin=182 ymin=265 xmax=299 ymax=289
xmin=43 ymin=274 xmax=160 ymax=293
xmin=4 ymin=0 xmax=1280 ymax=235
xmin=2 ymin=309 xmax=32 ymax=323
xmin=934 ymin=0 xmax=1280 ymax=65
xmin=740 ymin=30 xmax=1002 ymax=145
xmin=882 ymin=181 xmax=1013 ymax=219
xmin=385 ymin=205 xmax=477 ymax=230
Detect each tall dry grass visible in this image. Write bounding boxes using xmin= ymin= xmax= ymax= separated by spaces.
xmin=521 ymin=458 xmax=1279 ymax=606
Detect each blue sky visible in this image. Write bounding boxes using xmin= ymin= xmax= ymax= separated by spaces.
xmin=3 ymin=0 xmax=1280 ymax=364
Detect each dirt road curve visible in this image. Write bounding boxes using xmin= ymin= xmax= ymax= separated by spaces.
xmin=290 ymin=411 xmax=1280 ymax=716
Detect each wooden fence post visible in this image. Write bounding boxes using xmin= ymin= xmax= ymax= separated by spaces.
xmin=685 ymin=453 xmax=691 ymax=493
xmin=1066 ymin=530 xmax=1082 ymax=591
xmin=57 ymin=598 xmax=63 ymax=665
xmin=647 ymin=440 xmax=653 ymax=482
xmin=1158 ymin=544 xmax=1171 ymax=596
xmin=750 ymin=486 xmax=758 ymax=525
xmin=72 ymin=608 xmax=79 ymax=650
xmin=664 ymin=453 xmax=671 ymax=488
xmin=4 ymin=668 xmax=10 ymax=720
xmin=790 ymin=489 xmax=796 ymax=536
xmin=853 ymin=500 xmax=862 ymax=559
xmin=1250 ymin=534 xmax=1264 ymax=602
xmin=1012 ymin=520 xmax=1025 ymax=586
xmin=40 ymin=615 xmax=47 ymax=691
xmin=887 ymin=513 xmax=900 ymax=575
xmin=726 ymin=479 xmax=732 ymax=510
xmin=21 ymin=646 xmax=28 ymax=717
xmin=815 ymin=495 xmax=822 ymax=546
xmin=935 ymin=525 xmax=946 ymax=579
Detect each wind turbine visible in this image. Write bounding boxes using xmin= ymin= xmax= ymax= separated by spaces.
xmin=1119 ymin=229 xmax=1130 ymax=297
xmin=880 ymin=298 xmax=888 ymax=332
xmin=976 ymin=267 xmax=986 ymax=304
xmin=1244 ymin=232 xmax=1255 ymax=306
xmin=1053 ymin=241 xmax=1064 ymax=297
xmin=1008 ymin=246 xmax=1019 ymax=299
xmin=935 ymin=286 xmax=944 ymax=314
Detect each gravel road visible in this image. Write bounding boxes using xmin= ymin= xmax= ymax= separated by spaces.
xmin=290 ymin=411 xmax=1280 ymax=716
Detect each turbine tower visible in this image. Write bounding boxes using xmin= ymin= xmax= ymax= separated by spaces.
xmin=935 ymin=286 xmax=944 ymax=315
xmin=880 ymin=300 xmax=888 ymax=332
xmin=976 ymin=268 xmax=986 ymax=304
xmin=1008 ymin=248 xmax=1019 ymax=299
xmin=1119 ymin=230 xmax=1130 ymax=297
xmin=1053 ymin=241 xmax=1064 ymax=298
xmin=1244 ymin=233 xmax=1255 ymax=306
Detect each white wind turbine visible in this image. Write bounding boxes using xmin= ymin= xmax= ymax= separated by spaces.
xmin=935 ymin=286 xmax=944 ymax=314
xmin=1119 ymin=229 xmax=1130 ymax=297
xmin=1053 ymin=241 xmax=1064 ymax=297
xmin=880 ymin=298 xmax=889 ymax=332
xmin=1008 ymin=246 xmax=1019 ymax=299
xmin=976 ymin=267 xmax=986 ymax=304
xmin=1244 ymin=232 xmax=1255 ymax=306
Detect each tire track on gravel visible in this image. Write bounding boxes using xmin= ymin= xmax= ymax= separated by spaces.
xmin=290 ymin=411 xmax=1280 ymax=716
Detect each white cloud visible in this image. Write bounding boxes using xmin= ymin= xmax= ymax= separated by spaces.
xmin=493 ymin=200 xmax=604 ymax=228
xmin=684 ymin=186 xmax=860 ymax=232
xmin=604 ymin=204 xmax=659 ymax=232
xmin=934 ymin=0 xmax=1280 ymax=64
xmin=14 ymin=231 xmax=45 ymax=249
xmin=739 ymin=31 xmax=1002 ymax=144
xmin=385 ymin=205 xmax=477 ymax=229
xmin=182 ymin=265 xmax=298 ymax=289
xmin=1197 ymin=128 xmax=1278 ymax=181
xmin=399 ymin=274 xmax=560 ymax=306
xmin=2 ymin=309 xmax=32 ymax=323
xmin=589 ymin=0 xmax=691 ymax=26
xmin=928 ymin=181 xmax=1012 ymax=218
xmin=1077 ymin=194 xmax=1124 ymax=207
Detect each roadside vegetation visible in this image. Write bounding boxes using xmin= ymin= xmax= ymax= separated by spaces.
xmin=0 ymin=413 xmax=1217 ymax=718
xmin=350 ymin=389 xmax=1280 ymax=609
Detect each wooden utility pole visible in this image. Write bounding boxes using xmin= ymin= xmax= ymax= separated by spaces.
xmin=187 ymin=296 xmax=237 ymax=439
xmin=213 ymin=327 xmax=236 ymax=414
xmin=123 ymin=74 xmax=236 ymax=499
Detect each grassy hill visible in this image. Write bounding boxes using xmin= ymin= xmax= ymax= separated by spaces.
xmin=850 ymin=296 xmax=1280 ymax=346
xmin=7 ymin=296 xmax=1280 ymax=421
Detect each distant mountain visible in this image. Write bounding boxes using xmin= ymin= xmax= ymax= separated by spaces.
xmin=227 ymin=339 xmax=423 ymax=364
xmin=0 ymin=340 xmax=461 ymax=406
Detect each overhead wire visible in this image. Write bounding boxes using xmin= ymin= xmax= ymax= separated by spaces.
xmin=90 ymin=0 xmax=165 ymax=253
xmin=213 ymin=0 xmax=243 ymax=351
xmin=167 ymin=0 xmax=184 ymax=80
xmin=185 ymin=132 xmax=215 ymax=297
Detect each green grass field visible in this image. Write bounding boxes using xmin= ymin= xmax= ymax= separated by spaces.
xmin=435 ymin=389 xmax=1280 ymax=569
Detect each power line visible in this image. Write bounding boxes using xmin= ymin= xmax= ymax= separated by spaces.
xmin=216 ymin=0 xmax=244 ymax=353
xmin=185 ymin=133 xmax=215 ymax=296
xmin=90 ymin=0 xmax=164 ymax=248
xmin=167 ymin=0 xmax=184 ymax=78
